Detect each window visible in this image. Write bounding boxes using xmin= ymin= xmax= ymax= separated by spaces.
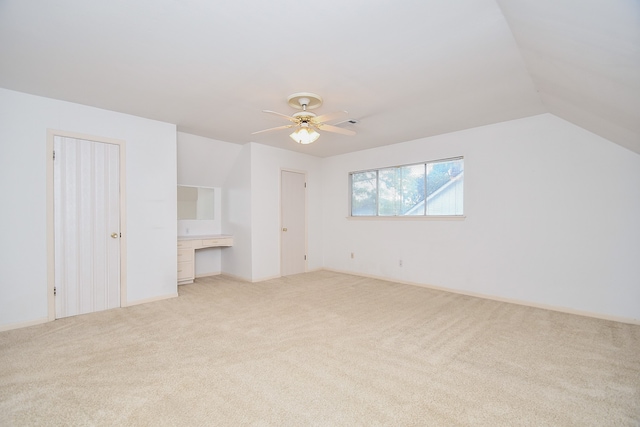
xmin=350 ymin=157 xmax=464 ymax=217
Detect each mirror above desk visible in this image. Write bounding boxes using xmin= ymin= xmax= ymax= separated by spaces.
xmin=177 ymin=186 xmax=215 ymax=220
xmin=177 ymin=186 xmax=221 ymax=237
xmin=177 ymin=185 xmax=228 ymax=281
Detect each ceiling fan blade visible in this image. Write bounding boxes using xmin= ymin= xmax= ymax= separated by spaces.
xmin=263 ymin=110 xmax=297 ymax=122
xmin=313 ymin=110 xmax=348 ymax=124
xmin=316 ymin=123 xmax=356 ymax=136
xmin=251 ymin=124 xmax=295 ymax=135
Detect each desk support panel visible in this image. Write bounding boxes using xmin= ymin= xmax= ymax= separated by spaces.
xmin=178 ymin=236 xmax=233 ymax=284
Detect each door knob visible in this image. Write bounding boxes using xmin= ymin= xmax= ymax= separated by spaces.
xmin=111 ymin=232 xmax=119 ymax=239
xmin=282 ymin=228 xmax=288 ymax=232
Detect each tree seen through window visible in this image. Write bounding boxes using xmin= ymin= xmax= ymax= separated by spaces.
xmin=350 ymin=158 xmax=463 ymax=216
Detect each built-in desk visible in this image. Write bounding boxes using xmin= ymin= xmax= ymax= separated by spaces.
xmin=177 ymin=235 xmax=233 ymax=285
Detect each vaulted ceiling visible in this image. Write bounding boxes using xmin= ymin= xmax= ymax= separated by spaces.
xmin=0 ymin=0 xmax=638 ymax=157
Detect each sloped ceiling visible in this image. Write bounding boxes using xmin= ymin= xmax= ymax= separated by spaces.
xmin=0 ymin=0 xmax=637 ymax=157
xmin=496 ymin=0 xmax=640 ymax=155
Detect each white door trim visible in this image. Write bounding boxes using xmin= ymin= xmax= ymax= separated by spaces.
xmin=280 ymin=168 xmax=308 ymax=276
xmin=46 ymin=129 xmax=127 ymax=321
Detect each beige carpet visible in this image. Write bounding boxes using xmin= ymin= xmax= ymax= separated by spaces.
xmin=1 ymin=271 xmax=639 ymax=426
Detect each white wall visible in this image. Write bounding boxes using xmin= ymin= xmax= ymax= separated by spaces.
xmin=177 ymin=132 xmax=242 ymax=188
xmin=321 ymin=114 xmax=640 ymax=321
xmin=3 ymin=87 xmax=636 ymax=329
xmin=177 ymin=132 xmax=242 ymax=276
xmin=219 ymin=142 xmax=323 ymax=282
xmin=250 ymin=143 xmax=323 ymax=281
xmin=222 ymin=144 xmax=253 ymax=280
xmin=0 ymin=88 xmax=177 ymax=329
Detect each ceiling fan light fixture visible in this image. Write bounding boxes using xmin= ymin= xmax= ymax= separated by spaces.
xmin=255 ymin=92 xmax=355 ymax=143
xmin=290 ymin=127 xmax=320 ymax=144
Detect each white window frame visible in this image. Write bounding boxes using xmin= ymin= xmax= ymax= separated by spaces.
xmin=348 ymin=156 xmax=465 ymax=219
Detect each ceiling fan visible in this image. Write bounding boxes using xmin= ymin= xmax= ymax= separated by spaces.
xmin=252 ymin=92 xmax=356 ymax=144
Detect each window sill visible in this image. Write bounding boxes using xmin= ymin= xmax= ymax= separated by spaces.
xmin=346 ymin=215 xmax=466 ymax=221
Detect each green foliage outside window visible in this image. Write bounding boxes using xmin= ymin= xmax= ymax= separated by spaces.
xmin=350 ymin=158 xmax=463 ymax=216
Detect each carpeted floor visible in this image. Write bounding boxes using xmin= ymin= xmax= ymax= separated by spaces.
xmin=1 ymin=271 xmax=639 ymax=426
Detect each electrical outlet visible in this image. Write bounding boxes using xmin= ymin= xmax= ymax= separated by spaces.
xmin=399 ymin=259 xmax=403 ymax=267
xmin=350 ymin=252 xmax=354 ymax=259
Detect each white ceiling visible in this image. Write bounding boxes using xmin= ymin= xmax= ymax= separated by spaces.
xmin=0 ymin=0 xmax=638 ymax=157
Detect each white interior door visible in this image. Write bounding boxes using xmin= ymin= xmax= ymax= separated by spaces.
xmin=281 ymin=170 xmax=306 ymax=276
xmin=54 ymin=136 xmax=121 ymax=318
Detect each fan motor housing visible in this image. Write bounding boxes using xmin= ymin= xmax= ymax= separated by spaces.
xmin=288 ymin=92 xmax=323 ymax=110
xmin=293 ymin=111 xmax=316 ymax=120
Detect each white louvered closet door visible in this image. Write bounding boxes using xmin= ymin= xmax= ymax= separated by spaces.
xmin=54 ymin=136 xmax=121 ymax=318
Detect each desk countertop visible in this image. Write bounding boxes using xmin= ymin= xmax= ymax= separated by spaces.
xmin=177 ymin=234 xmax=233 ymax=241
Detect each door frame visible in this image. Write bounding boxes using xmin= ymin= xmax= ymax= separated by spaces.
xmin=46 ymin=129 xmax=127 ymax=321
xmin=279 ymin=168 xmax=308 ymax=276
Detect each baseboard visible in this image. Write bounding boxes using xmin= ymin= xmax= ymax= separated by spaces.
xmin=1 ymin=293 xmax=179 ymax=332
xmin=217 ymin=272 xmax=251 ymax=282
xmin=252 ymin=274 xmax=282 ymax=283
xmin=195 ymin=271 xmax=221 ymax=279
xmin=322 ymin=268 xmax=640 ymax=326
xmin=0 ymin=317 xmax=49 ymax=333
xmin=124 ymin=292 xmax=178 ymax=307
xmin=219 ymin=272 xmax=284 ymax=283
xmin=218 ymin=268 xmax=322 ymax=283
